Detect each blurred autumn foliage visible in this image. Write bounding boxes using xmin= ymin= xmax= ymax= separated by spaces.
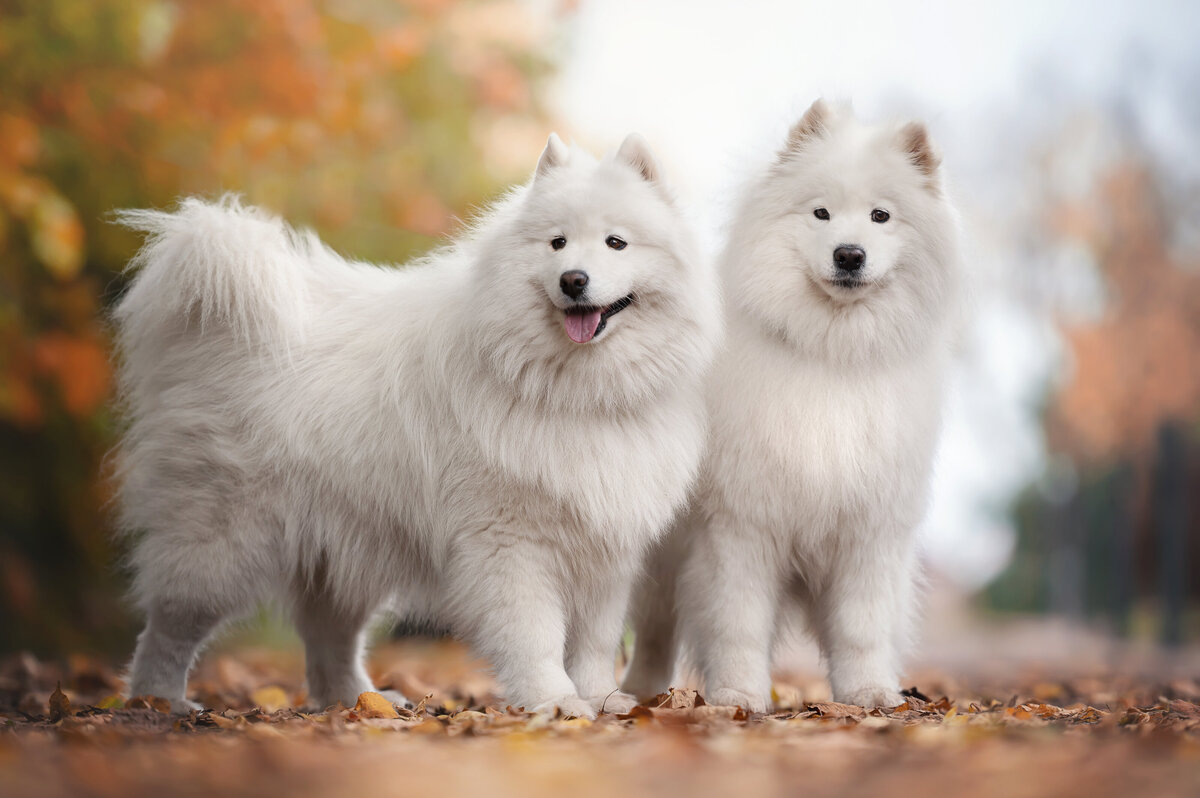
xmin=986 ymin=115 xmax=1200 ymax=635
xmin=0 ymin=0 xmax=553 ymax=655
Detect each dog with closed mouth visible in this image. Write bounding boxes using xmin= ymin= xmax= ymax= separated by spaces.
xmin=623 ymin=100 xmax=964 ymax=711
xmin=113 ymin=133 xmax=721 ymax=717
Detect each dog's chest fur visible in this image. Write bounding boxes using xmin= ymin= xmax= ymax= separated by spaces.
xmin=704 ymin=320 xmax=946 ymax=536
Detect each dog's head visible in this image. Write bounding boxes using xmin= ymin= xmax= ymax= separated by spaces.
xmin=467 ymin=134 xmax=720 ymax=412
xmin=729 ymin=100 xmax=961 ymax=364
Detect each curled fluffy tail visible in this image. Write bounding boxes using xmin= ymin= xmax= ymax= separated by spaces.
xmin=114 ymin=196 xmax=310 ymax=353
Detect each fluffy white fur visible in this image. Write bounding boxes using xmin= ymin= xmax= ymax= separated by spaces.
xmin=623 ymin=101 xmax=963 ymax=710
xmin=112 ymin=133 xmax=721 ymax=717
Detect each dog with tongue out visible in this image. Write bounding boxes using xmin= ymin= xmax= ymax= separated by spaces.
xmin=562 ymin=271 xmax=634 ymax=344
xmin=112 ymin=129 xmax=720 ymax=721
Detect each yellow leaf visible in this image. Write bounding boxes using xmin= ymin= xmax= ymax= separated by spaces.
xmin=249 ymin=685 xmax=290 ymax=713
xmin=559 ymin=717 xmax=592 ymax=730
xmin=408 ymin=718 xmax=445 ymax=735
xmin=96 ymin=694 xmax=125 ymax=710
xmin=353 ymin=691 xmax=399 ymax=719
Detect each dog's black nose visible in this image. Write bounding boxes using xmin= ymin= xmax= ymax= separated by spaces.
xmin=560 ymin=270 xmax=589 ymax=300
xmin=834 ymin=246 xmax=866 ymax=272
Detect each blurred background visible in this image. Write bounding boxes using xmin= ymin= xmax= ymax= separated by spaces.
xmin=1 ymin=0 xmax=1197 ymax=664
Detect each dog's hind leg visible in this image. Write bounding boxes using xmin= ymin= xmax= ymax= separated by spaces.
xmin=620 ymin=535 xmax=682 ymax=700
xmin=293 ymin=587 xmax=407 ymax=711
xmin=126 ymin=515 xmax=275 ymax=713
xmin=128 ymin=599 xmax=225 ymax=713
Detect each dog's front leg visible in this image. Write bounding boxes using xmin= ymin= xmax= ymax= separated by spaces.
xmin=681 ymin=516 xmax=783 ymax=713
xmin=446 ymin=532 xmax=593 ymax=719
xmin=565 ymin=567 xmax=638 ymax=715
xmin=812 ymin=528 xmax=914 ymax=710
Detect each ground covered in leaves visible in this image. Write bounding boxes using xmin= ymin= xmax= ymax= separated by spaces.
xmin=3 ymin=638 xmax=1200 ymax=798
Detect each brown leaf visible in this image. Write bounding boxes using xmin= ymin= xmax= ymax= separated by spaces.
xmin=412 ymin=693 xmax=434 ymax=716
xmin=655 ymin=688 xmax=704 ymax=710
xmin=195 ymin=711 xmax=239 ymax=730
xmin=1031 ymin=702 xmax=1063 ymax=719
xmin=807 ymin=701 xmax=866 ymax=720
xmin=48 ymin=682 xmax=71 ymax=721
xmin=617 ymin=705 xmax=656 ymax=724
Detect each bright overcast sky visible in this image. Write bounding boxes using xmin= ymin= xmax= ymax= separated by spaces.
xmin=552 ymin=0 xmax=1195 ymax=207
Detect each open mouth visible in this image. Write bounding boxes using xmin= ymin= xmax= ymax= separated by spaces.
xmin=563 ymin=294 xmax=634 ymax=343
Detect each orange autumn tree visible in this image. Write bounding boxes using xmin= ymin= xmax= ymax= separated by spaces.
xmin=0 ymin=0 xmax=553 ymax=654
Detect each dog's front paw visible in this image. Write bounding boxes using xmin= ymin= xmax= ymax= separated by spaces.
xmin=529 ymin=694 xmax=597 ymax=720
xmin=837 ymin=686 xmax=906 ymax=710
xmin=705 ymin=686 xmax=771 ymax=713
xmin=589 ymin=690 xmax=638 ymax=715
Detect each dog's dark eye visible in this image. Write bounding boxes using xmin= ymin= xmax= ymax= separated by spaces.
xmin=550 ymin=236 xmax=567 ymax=250
xmin=871 ymin=209 xmax=890 ymax=223
xmin=813 ymin=208 xmax=830 ymax=220
xmin=605 ymin=235 xmax=627 ymax=251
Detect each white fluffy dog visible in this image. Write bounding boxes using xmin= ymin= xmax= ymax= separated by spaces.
xmin=623 ymin=100 xmax=963 ymax=710
xmin=112 ymin=133 xmax=721 ymax=717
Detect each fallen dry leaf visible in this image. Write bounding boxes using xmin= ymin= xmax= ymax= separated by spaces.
xmin=249 ymin=685 xmax=290 ymax=713
xmin=412 ymin=693 xmax=433 ymax=716
xmin=353 ymin=691 xmax=400 ymax=720
xmin=47 ymin=683 xmax=70 ymax=721
xmin=652 ymin=687 xmax=705 ymax=710
xmin=3 ymin=642 xmax=1199 ymax=798
xmin=95 ymin=694 xmax=125 ymax=710
xmin=807 ymin=701 xmax=866 ymax=720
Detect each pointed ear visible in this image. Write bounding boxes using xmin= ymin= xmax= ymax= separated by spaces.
xmin=899 ymin=121 xmax=941 ymax=179
xmin=784 ymin=98 xmax=830 ymax=153
xmin=536 ymin=132 xmax=570 ymax=177
xmin=615 ymin=133 xmax=662 ymax=184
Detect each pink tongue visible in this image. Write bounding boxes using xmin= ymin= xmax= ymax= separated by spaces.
xmin=564 ymin=308 xmax=602 ymax=343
